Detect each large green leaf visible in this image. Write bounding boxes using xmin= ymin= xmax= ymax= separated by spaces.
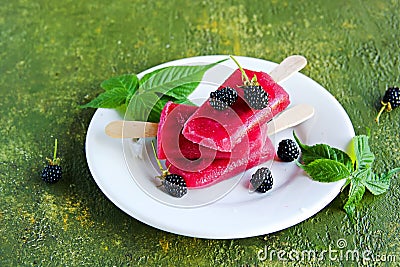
xmin=80 ymin=87 xmax=128 ymax=109
xmin=294 ymin=132 xmax=354 ymax=171
xmin=344 ymin=180 xmax=365 ymax=221
xmin=126 ymin=92 xmax=160 ymax=122
xmin=299 ymin=158 xmax=352 ymax=182
xmin=364 ymin=167 xmax=400 ymax=195
xmin=139 ymin=67 xmax=168 ymax=86
xmin=139 ymin=59 xmax=228 ymax=96
xmin=101 ymin=74 xmax=139 ymax=94
xmin=353 ymin=135 xmax=375 ymax=170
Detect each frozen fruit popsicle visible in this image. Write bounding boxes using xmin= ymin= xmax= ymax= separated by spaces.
xmin=165 ymin=134 xmax=275 ymax=188
xmin=157 ymin=101 xmax=269 ymax=160
xmin=181 ymin=68 xmax=290 ymax=152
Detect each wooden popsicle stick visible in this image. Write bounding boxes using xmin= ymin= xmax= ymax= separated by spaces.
xmin=267 ymin=104 xmax=314 ymax=136
xmin=269 ymin=55 xmax=307 ymax=83
xmin=105 ymin=120 xmax=158 ymax=138
xmin=105 ymin=104 xmax=314 ymax=138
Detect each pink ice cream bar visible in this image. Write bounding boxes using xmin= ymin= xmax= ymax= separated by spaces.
xmin=181 ymin=68 xmax=290 ymax=152
xmin=165 ymin=135 xmax=275 ymax=188
xmin=157 ymin=101 xmax=268 ymax=161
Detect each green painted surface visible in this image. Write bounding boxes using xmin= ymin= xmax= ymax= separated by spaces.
xmin=1 ymin=0 xmax=399 ymax=266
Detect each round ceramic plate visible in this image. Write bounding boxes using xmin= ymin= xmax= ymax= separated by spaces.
xmin=85 ymin=56 xmax=355 ymax=239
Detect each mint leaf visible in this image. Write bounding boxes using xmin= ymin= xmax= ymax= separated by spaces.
xmin=293 ymin=132 xmax=354 ymax=171
xmin=80 ymin=74 xmax=139 ymax=109
xmin=298 ymin=158 xmax=352 ymax=182
xmin=81 ymin=59 xmax=227 ymax=120
xmin=101 ymin=74 xmax=139 ymax=92
xmin=80 ymin=87 xmax=128 ymax=108
xmin=139 ymin=59 xmax=228 ymax=96
xmin=139 ymin=67 xmax=168 ymax=86
xmin=364 ymin=167 xmax=400 ymax=195
xmin=161 ymin=82 xmax=202 ymax=100
xmin=344 ymin=180 xmax=365 ymax=221
xmin=293 ymin=131 xmax=399 ymax=222
xmin=353 ymin=135 xmax=375 ymax=170
xmin=126 ymin=92 xmax=160 ymax=122
xmin=174 ymin=98 xmax=196 ymax=105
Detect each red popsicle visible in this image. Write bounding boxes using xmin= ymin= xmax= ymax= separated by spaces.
xmin=157 ymin=101 xmax=268 ymax=160
xmin=181 ymin=68 xmax=290 ymax=152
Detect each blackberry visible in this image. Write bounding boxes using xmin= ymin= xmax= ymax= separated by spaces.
xmin=277 ymin=139 xmax=300 ymax=162
xmin=163 ymin=174 xmax=187 ymax=198
xmin=375 ymin=87 xmax=400 ymax=123
xmin=250 ymin=167 xmax=273 ymax=193
xmin=41 ymin=139 xmax=62 ymax=183
xmin=243 ymin=85 xmax=269 ymax=110
xmin=209 ymin=87 xmax=238 ymax=110
xmin=229 ymin=55 xmax=269 ymax=110
xmin=41 ymin=165 xmax=62 ymax=183
xmin=151 ymin=141 xmax=187 ymax=198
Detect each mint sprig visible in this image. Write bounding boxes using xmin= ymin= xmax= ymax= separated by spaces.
xmin=81 ymin=59 xmax=228 ymax=122
xmin=294 ymin=132 xmax=400 ymax=221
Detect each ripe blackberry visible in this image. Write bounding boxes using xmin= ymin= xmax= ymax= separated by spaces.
xmin=229 ymin=55 xmax=269 ymax=110
xmin=41 ymin=139 xmax=62 ymax=183
xmin=151 ymin=141 xmax=187 ymax=198
xmin=375 ymin=87 xmax=400 ymax=123
xmin=243 ymin=85 xmax=269 ymax=110
xmin=277 ymin=139 xmax=300 ymax=162
xmin=209 ymin=87 xmax=238 ymax=110
xmin=163 ymin=174 xmax=187 ymax=198
xmin=250 ymin=167 xmax=273 ymax=193
xmin=41 ymin=165 xmax=62 ymax=183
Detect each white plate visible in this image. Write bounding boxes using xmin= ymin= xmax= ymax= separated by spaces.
xmin=85 ymin=56 xmax=355 ymax=239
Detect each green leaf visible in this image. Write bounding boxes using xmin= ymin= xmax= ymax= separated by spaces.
xmin=81 ymin=59 xmax=226 ymax=122
xmin=80 ymin=87 xmax=128 ymax=109
xmin=147 ymin=96 xmax=175 ymax=123
xmin=80 ymin=74 xmax=139 ymax=109
xmin=344 ymin=181 xmax=366 ymax=221
xmin=299 ymin=158 xmax=352 ymax=182
xmin=101 ymin=74 xmax=139 ymax=94
xmin=353 ymin=135 xmax=375 ymax=170
xmin=139 ymin=67 xmax=168 ymax=86
xmin=364 ymin=167 xmax=400 ymax=195
xmin=161 ymin=82 xmax=201 ymax=99
xmin=139 ymin=59 xmax=228 ymax=95
xmin=126 ymin=92 xmax=160 ymax=122
xmin=174 ymin=98 xmax=196 ymax=106
xmin=293 ymin=132 xmax=354 ymax=171
xmin=341 ymin=177 xmax=352 ymax=192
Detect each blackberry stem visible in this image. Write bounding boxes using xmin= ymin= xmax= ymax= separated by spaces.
xmin=151 ymin=140 xmax=163 ymax=171
xmin=375 ymin=102 xmax=387 ymax=124
xmin=230 ymin=55 xmax=251 ymax=85
xmin=151 ymin=140 xmax=169 ymax=177
xmin=53 ymin=138 xmax=58 ymax=162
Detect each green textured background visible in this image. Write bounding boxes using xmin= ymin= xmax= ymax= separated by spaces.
xmin=1 ymin=0 xmax=399 ymax=266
